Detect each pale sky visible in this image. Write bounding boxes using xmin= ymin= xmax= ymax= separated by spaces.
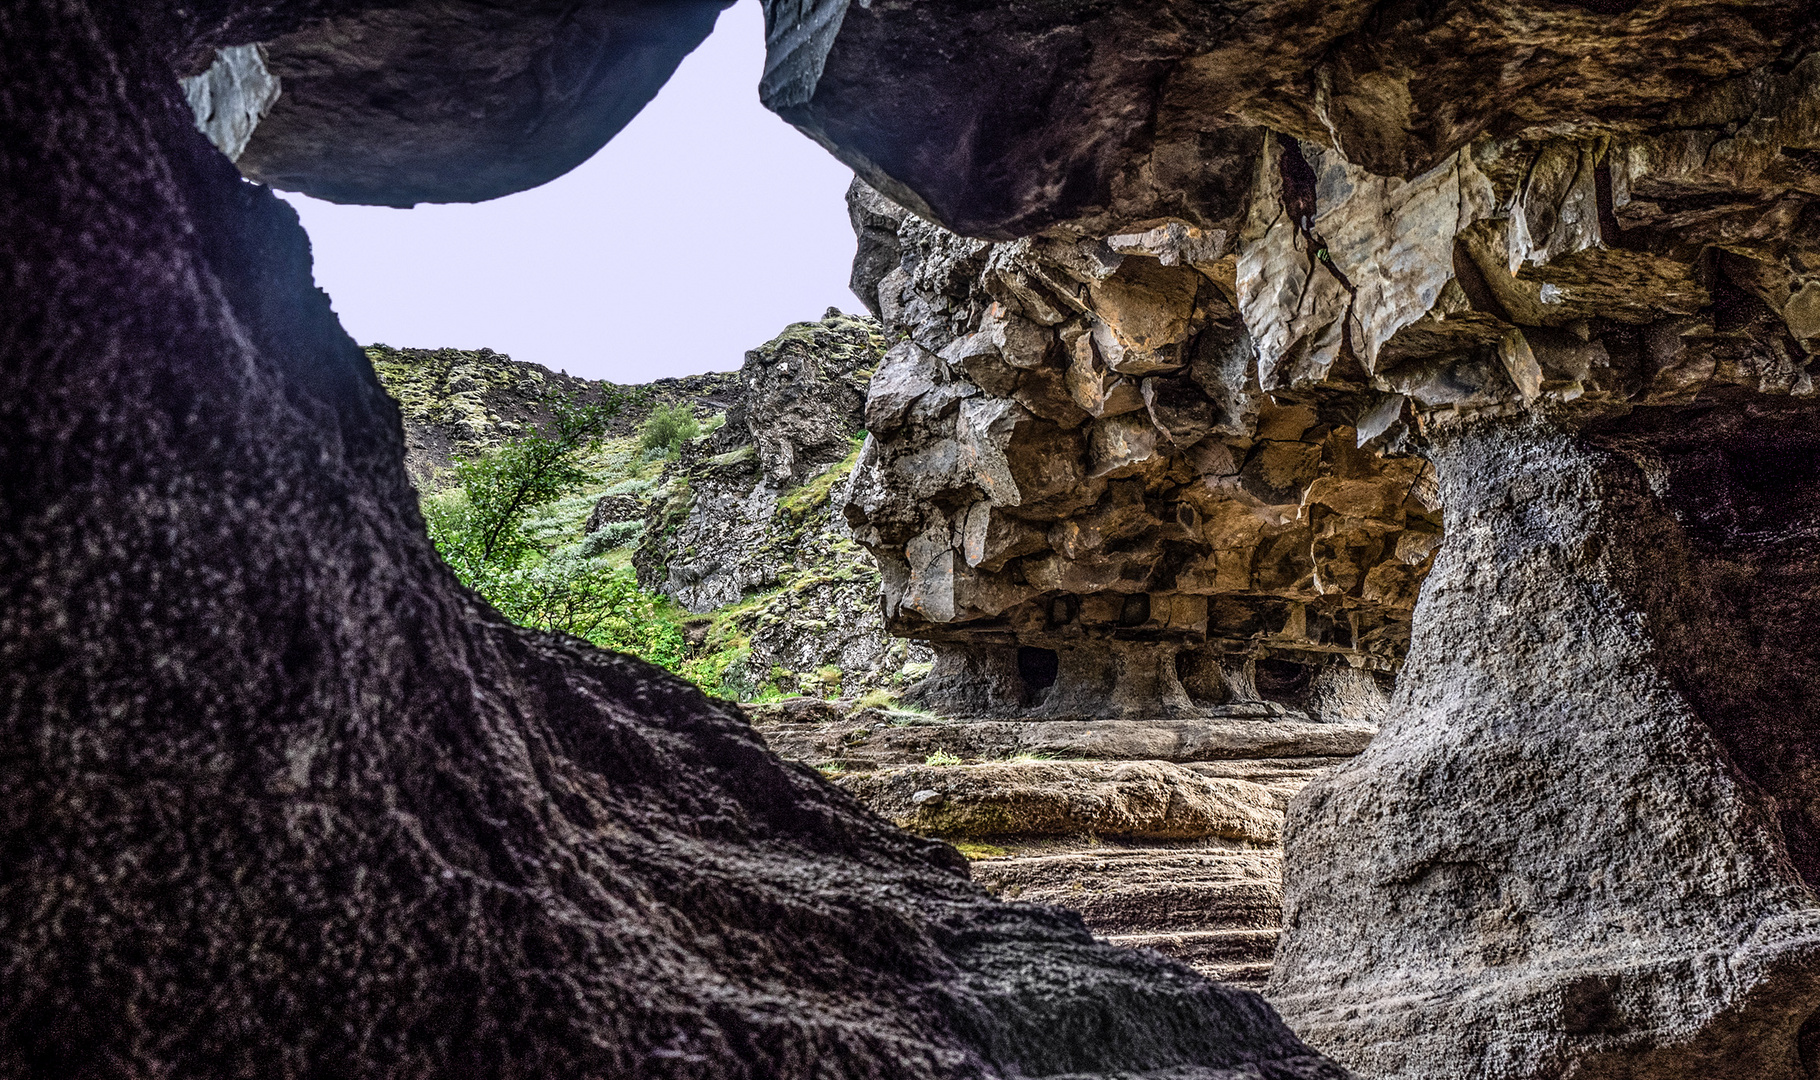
xmin=282 ymin=0 xmax=860 ymax=383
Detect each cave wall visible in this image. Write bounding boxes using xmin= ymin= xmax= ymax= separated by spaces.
xmin=765 ymin=0 xmax=1820 ymax=1075
xmin=843 ymin=181 xmax=1437 ymax=720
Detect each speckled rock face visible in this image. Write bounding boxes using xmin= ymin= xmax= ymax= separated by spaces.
xmin=630 ymin=312 xmax=929 ymax=699
xmin=0 ymin=3 xmax=1357 ymax=1079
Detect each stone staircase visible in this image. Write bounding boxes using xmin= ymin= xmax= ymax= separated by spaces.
xmin=751 ymin=699 xmax=1372 ymax=988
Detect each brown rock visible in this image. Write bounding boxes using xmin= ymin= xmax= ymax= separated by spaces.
xmin=837 ymin=761 xmax=1285 ymax=843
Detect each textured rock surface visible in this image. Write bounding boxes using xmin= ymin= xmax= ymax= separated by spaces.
xmin=839 ymin=760 xmax=1287 ymax=845
xmin=0 ymin=3 xmax=1354 ymax=1078
xmin=764 ymin=0 xmax=1815 ymax=238
xmin=767 ymin=1 xmax=1820 ymax=1075
xmin=180 ymin=44 xmax=279 ymax=161
xmin=234 ymin=1 xmax=732 ymax=205
xmin=631 ymin=311 xmax=933 ymax=697
xmin=366 ymin=344 xmax=732 ymax=487
xmin=750 ymin=691 xmax=1367 ymax=990
xmin=844 ymin=180 xmax=1430 ymax=720
xmin=1270 ymin=409 xmax=1820 ymax=1079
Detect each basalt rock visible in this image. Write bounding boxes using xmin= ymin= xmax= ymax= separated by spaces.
xmin=231 ymin=1 xmax=733 ymax=206
xmin=763 ymin=0 xmax=1815 ymax=238
xmin=843 ymin=180 xmax=1430 ymax=721
xmin=768 ymin=1 xmax=1820 ymax=1076
xmin=0 ymin=3 xmax=1356 ymax=1078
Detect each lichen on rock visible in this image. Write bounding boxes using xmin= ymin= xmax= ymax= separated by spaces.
xmin=632 ymin=308 xmax=933 ymax=698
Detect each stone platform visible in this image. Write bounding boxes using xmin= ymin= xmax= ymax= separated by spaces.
xmin=751 ymin=697 xmax=1372 ymax=988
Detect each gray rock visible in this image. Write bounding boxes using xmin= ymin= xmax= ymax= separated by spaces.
xmin=1270 ymin=409 xmax=1820 ymax=1079
xmin=769 ymin=7 xmax=1820 ymax=1075
xmin=180 ymin=45 xmax=280 ymax=162
xmin=237 ymin=1 xmax=732 ymax=206
xmin=836 ymin=760 xmax=1286 ymax=843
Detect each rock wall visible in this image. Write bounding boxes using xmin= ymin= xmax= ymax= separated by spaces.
xmin=0 ymin=3 xmax=1354 ymax=1078
xmin=633 ymin=310 xmax=930 ymax=698
xmin=845 ymin=181 xmax=1433 ymax=720
xmin=765 ymin=1 xmax=1820 ymax=1077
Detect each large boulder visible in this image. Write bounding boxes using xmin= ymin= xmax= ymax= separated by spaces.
xmin=1269 ymin=406 xmax=1820 ymax=1080
xmin=0 ymin=2 xmax=1353 ymax=1078
xmin=230 ymin=0 xmax=732 ymax=205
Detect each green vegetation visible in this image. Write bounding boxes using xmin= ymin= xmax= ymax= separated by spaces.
xmin=924 ymin=751 xmax=963 ymax=767
xmin=854 ymin=688 xmax=899 ymax=711
xmin=374 ymin=335 xmax=909 ymax=707
xmin=778 ymin=435 xmax=866 ymax=521
xmin=638 ymin=403 xmax=700 ymax=458
xmin=423 ymin=390 xmax=689 ymax=672
xmin=951 ymin=841 xmax=1009 ymax=860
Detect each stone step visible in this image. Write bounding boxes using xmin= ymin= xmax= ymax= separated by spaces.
xmin=1102 ymin=929 xmax=1280 ymax=986
xmin=974 ymin=849 xmax=1283 ymax=934
xmin=758 ymin=714 xmax=1375 ymax=769
xmin=836 ymin=760 xmax=1286 ymax=843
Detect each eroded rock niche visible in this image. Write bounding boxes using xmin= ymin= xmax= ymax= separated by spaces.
xmin=845 ymin=182 xmax=1438 ymax=722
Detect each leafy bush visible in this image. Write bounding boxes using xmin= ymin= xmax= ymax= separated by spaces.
xmin=427 ymin=392 xmax=627 ymax=581
xmin=425 ymin=389 xmax=687 ymax=670
xmin=482 ymin=556 xmax=685 ymax=668
xmin=637 ymin=403 xmax=700 ymax=458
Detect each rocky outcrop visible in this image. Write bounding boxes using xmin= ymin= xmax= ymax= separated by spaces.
xmin=1271 ymin=406 xmax=1820 ymax=1080
xmin=843 ymin=180 xmax=1430 ymax=721
xmin=635 ymin=310 xmax=932 ymax=698
xmin=765 ymin=2 xmax=1820 ymax=1077
xmin=0 ymin=3 xmax=1356 ymax=1078
xmin=228 ymin=1 xmax=733 ymax=206
xmin=763 ymin=0 xmax=1813 ymax=239
xmin=366 ymin=344 xmax=734 ymax=488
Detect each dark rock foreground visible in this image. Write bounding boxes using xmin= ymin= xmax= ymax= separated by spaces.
xmin=0 ymin=3 xmax=1348 ymax=1079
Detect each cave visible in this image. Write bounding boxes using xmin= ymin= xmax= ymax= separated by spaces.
xmin=0 ymin=1 xmax=1346 ymax=1077
xmin=9 ymin=0 xmax=1820 ymax=1078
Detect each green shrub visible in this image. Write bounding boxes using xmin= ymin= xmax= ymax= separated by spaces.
xmin=425 ymin=389 xmax=687 ymax=670
xmin=426 ymin=391 xmax=628 ymax=581
xmin=482 ymin=557 xmax=685 ymax=668
xmin=637 ymin=403 xmax=700 ymax=458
